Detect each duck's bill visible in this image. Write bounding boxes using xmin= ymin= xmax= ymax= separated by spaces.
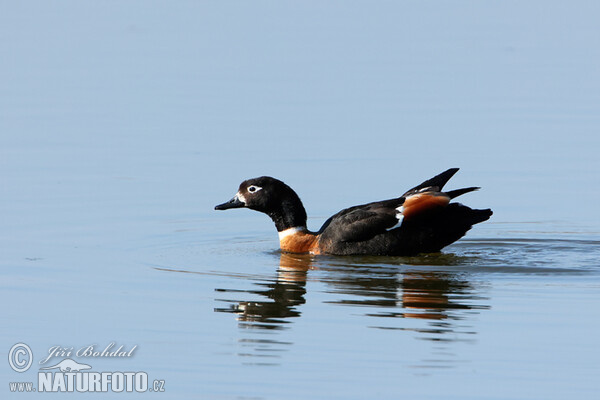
xmin=214 ymin=196 xmax=245 ymax=210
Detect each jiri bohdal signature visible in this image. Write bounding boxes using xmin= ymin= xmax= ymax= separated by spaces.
xmin=39 ymin=343 xmax=137 ymax=365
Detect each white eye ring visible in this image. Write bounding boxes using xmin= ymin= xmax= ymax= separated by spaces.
xmin=247 ymin=185 xmax=262 ymax=193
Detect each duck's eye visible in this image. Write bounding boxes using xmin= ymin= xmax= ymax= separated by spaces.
xmin=247 ymin=185 xmax=262 ymax=193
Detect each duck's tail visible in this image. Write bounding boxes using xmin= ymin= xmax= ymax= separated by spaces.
xmin=445 ymin=187 xmax=480 ymax=199
xmin=467 ymin=206 xmax=494 ymax=225
xmin=398 ymin=204 xmax=493 ymax=254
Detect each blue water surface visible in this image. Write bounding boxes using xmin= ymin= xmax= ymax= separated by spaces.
xmin=1 ymin=2 xmax=599 ymax=399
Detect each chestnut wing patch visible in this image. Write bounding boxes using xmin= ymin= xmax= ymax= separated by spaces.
xmin=401 ymin=192 xmax=450 ymax=220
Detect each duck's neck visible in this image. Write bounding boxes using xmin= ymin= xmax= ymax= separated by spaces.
xmin=265 ymin=195 xmax=319 ymax=253
xmin=266 ymin=195 xmax=308 ymax=232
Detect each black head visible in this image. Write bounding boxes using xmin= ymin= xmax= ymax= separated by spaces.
xmin=215 ymin=176 xmax=307 ymax=231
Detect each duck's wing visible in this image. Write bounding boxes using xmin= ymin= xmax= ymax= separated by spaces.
xmin=401 ymin=167 xmax=458 ymax=197
xmin=319 ymin=169 xmax=483 ymax=244
xmin=318 ymin=198 xmax=405 ymax=242
xmin=402 ymin=168 xmax=480 ymax=199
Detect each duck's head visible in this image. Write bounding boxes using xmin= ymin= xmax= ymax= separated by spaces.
xmin=215 ymin=176 xmax=307 ymax=231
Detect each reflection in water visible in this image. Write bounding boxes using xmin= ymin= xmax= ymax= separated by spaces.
xmin=210 ymin=252 xmax=490 ymax=367
xmin=157 ymin=251 xmax=491 ymax=367
xmin=402 ymin=272 xmax=484 ymax=319
xmin=213 ymin=253 xmax=314 ymax=365
xmin=155 ymin=255 xmax=315 ymax=365
xmin=214 ymin=253 xmax=313 ymax=329
xmin=156 ymin=237 xmax=595 ymax=371
xmin=367 ymin=271 xmax=489 ymax=351
xmin=321 ymin=261 xmax=489 ymax=341
xmin=315 ymin=256 xmax=490 ymax=370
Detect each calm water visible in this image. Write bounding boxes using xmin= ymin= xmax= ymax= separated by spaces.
xmin=2 ymin=2 xmax=600 ymax=399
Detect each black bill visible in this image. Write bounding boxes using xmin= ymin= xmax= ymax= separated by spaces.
xmin=214 ymin=196 xmax=245 ymax=210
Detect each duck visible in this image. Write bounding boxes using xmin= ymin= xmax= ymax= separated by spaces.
xmin=214 ymin=168 xmax=492 ymax=256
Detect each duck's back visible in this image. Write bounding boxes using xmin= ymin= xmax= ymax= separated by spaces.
xmin=317 ymin=199 xmax=492 ymax=256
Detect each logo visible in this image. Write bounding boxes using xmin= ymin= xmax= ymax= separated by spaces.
xmin=39 ymin=359 xmax=91 ymax=372
xmin=7 ymin=343 xmax=166 ymax=394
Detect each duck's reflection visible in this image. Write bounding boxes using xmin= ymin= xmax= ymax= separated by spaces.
xmin=213 ymin=252 xmax=489 ymax=367
xmin=215 ymin=253 xmax=488 ymax=334
xmin=214 ymin=253 xmax=313 ymax=330
xmin=402 ymin=272 xmax=481 ymax=320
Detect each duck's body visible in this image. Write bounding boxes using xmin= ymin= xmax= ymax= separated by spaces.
xmin=215 ymin=168 xmax=492 ymax=256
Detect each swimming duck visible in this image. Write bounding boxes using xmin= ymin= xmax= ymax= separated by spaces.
xmin=215 ymin=168 xmax=492 ymax=256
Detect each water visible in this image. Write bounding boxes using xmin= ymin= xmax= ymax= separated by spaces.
xmin=1 ymin=1 xmax=599 ymax=399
